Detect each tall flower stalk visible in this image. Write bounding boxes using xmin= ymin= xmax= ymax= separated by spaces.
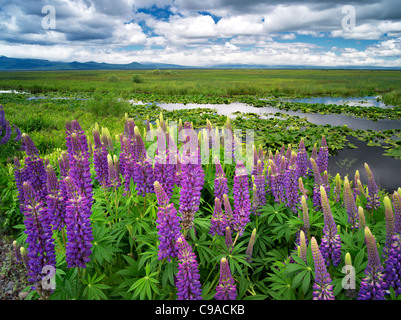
xmin=210 ymin=197 xmax=228 ymax=236
xmin=364 ymin=163 xmax=380 ymax=211
xmin=358 ymin=227 xmax=386 ymax=300
xmin=175 ymin=235 xmax=202 ymax=300
xmin=232 ymin=161 xmax=251 ymax=235
xmin=22 ymin=182 xmax=56 ymax=289
xmin=320 ymin=186 xmax=341 ymax=267
xmin=310 ymin=236 xmax=334 ymax=300
xmin=154 ymin=181 xmax=181 ymax=261
xmin=343 ymin=176 xmax=358 ymax=229
xmin=215 ymin=257 xmax=237 ymax=300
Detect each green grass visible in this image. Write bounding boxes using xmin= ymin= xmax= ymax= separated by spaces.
xmin=1 ymin=69 xmax=401 ymax=105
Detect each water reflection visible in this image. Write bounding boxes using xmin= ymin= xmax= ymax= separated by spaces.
xmin=329 ymin=136 xmax=401 ymax=192
xmin=281 ymin=96 xmax=393 ymax=109
xmin=147 ymin=101 xmax=401 ymax=131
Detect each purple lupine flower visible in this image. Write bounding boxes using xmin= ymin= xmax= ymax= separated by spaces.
xmin=364 ymin=163 xmax=380 ymax=210
xmin=58 ymin=151 xmax=70 ymax=177
xmin=214 ymin=158 xmax=229 ymax=203
xmin=225 ymin=226 xmax=233 ymax=251
xmin=316 ymin=135 xmax=329 ymax=174
xmin=343 ymin=177 xmax=358 ymax=229
xmin=210 ymin=197 xmax=228 ymax=236
xmin=253 ymin=159 xmax=266 ymax=208
xmin=121 ymin=135 xmax=134 ymax=194
xmin=93 ymin=128 xmax=109 ymax=188
xmin=64 ymin=176 xmax=93 ymax=268
xmin=299 ymin=230 xmax=307 ymax=263
xmin=310 ymin=236 xmax=334 ymax=300
xmin=179 ymin=149 xmax=204 ymax=230
xmin=246 ymin=228 xmax=256 ymax=263
xmin=308 ymin=143 xmax=318 ymax=176
xmin=301 ymin=195 xmax=310 ymax=232
xmin=215 ymin=257 xmax=237 ymax=300
xmin=298 ymin=177 xmax=308 ymax=206
xmin=320 ymin=186 xmax=341 ymax=267
xmin=154 ymin=181 xmax=181 ymax=261
xmin=383 ymin=196 xmax=395 ymax=257
xmin=107 ymin=154 xmax=121 ymax=188
xmin=0 ymin=120 xmax=11 ymax=145
xmin=14 ymin=157 xmax=26 ymax=212
xmin=46 ymin=165 xmax=66 ymax=231
xmin=0 ymin=105 xmax=5 ymax=130
xmin=65 ymin=121 xmax=93 ymax=207
xmin=22 ymin=182 xmax=56 ymax=285
xmin=13 ymin=125 xmax=22 ymax=142
xmin=153 ymin=133 xmax=176 ymax=199
xmin=296 ymin=138 xmax=309 ymax=178
xmin=310 ymin=158 xmax=322 ymax=209
xmin=269 ymin=160 xmax=285 ymax=204
xmin=383 ymin=234 xmax=401 ymax=297
xmin=322 ymin=170 xmax=330 ymax=196
xmin=175 ymin=235 xmax=202 ymax=300
xmin=393 ymin=190 xmax=401 ymax=234
xmin=223 ymin=194 xmax=234 ymax=231
xmin=283 ymin=152 xmax=299 ymax=213
xmin=132 ymin=127 xmax=155 ymax=196
xmin=251 ymin=183 xmax=260 ymax=215
xmin=232 ymin=161 xmax=251 ymax=235
xmin=358 ymin=227 xmax=386 ymax=300
xmin=21 ymin=133 xmax=47 ymax=203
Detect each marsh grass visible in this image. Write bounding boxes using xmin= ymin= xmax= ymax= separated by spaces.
xmin=1 ymin=69 xmax=400 ymax=105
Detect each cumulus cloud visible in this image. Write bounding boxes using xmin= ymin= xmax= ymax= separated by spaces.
xmin=0 ymin=0 xmax=400 ymax=67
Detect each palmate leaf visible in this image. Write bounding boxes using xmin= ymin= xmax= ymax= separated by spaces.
xmin=128 ymin=263 xmax=160 ymax=300
xmin=91 ymin=222 xmax=122 ymax=265
xmin=81 ymin=273 xmax=111 ymax=300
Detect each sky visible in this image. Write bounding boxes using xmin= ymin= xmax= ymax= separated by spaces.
xmin=0 ymin=0 xmax=401 ymax=67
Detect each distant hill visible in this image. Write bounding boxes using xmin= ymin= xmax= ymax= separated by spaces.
xmin=0 ymin=56 xmax=193 ymax=71
xmin=0 ymin=56 xmax=400 ymax=71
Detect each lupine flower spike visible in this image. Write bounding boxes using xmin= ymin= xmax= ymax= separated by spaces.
xmin=358 ymin=206 xmax=366 ymax=230
xmin=317 ymin=135 xmax=329 ymax=174
xmin=214 ymin=157 xmax=229 ymax=203
xmin=383 ymin=196 xmax=395 ymax=257
xmin=393 ymin=190 xmax=401 ymax=234
xmin=343 ymin=176 xmax=358 ymax=229
xmin=364 ymin=163 xmax=380 ymax=210
xmin=320 ymin=186 xmax=341 ymax=267
xmin=215 ymin=257 xmax=237 ymax=300
xmin=358 ymin=227 xmax=386 ymax=300
xmin=232 ymin=161 xmax=251 ymax=235
xmin=22 ymin=182 xmax=56 ymax=288
xmin=299 ymin=230 xmax=307 ymax=263
xmin=310 ymin=237 xmax=334 ymax=300
xmin=246 ymin=228 xmax=256 ymax=263
xmin=383 ymin=230 xmax=401 ymax=296
xmin=154 ymin=181 xmax=181 ymax=261
xmin=296 ymin=138 xmax=309 ymax=178
xmin=210 ymin=197 xmax=228 ymax=236
xmin=175 ymin=235 xmax=202 ymax=300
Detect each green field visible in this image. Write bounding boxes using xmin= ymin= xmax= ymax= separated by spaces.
xmin=1 ymin=69 xmax=401 ymax=105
